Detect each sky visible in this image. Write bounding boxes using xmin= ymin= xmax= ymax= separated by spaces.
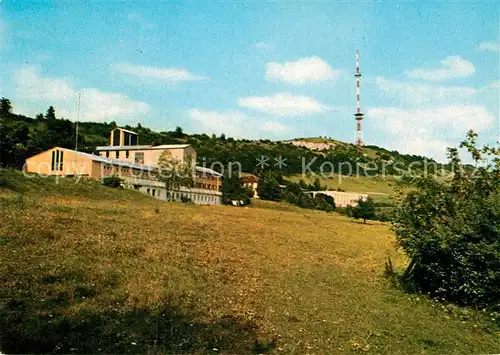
xmin=1 ymin=1 xmax=499 ymax=162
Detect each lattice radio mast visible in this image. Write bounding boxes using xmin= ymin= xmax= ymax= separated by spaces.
xmin=354 ymin=49 xmax=364 ymax=148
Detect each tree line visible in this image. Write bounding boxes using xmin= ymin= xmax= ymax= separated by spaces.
xmin=220 ymin=171 xmax=378 ymax=221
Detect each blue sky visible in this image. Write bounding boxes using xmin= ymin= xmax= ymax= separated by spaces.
xmin=1 ymin=1 xmax=498 ymax=161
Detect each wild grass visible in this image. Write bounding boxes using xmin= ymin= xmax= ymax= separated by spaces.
xmin=0 ymin=169 xmax=498 ymax=354
xmin=286 ymin=173 xmax=398 ymax=196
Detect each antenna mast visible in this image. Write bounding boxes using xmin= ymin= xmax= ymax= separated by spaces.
xmin=354 ymin=49 xmax=364 ymax=148
xmin=75 ymin=93 xmax=81 ymax=171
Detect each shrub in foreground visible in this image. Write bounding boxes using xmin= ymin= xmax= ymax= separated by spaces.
xmin=101 ymin=175 xmax=123 ymax=188
xmin=393 ymin=131 xmax=499 ymax=309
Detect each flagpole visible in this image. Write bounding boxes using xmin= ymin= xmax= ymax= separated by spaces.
xmin=75 ymin=93 xmax=81 ymax=174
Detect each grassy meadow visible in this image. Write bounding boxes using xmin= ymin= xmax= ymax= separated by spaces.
xmin=286 ymin=174 xmax=398 ymax=208
xmin=286 ymin=173 xmax=397 ymax=195
xmin=1 ymin=170 xmax=498 ymax=354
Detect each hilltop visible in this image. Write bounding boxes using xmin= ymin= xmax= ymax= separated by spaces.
xmin=288 ymin=137 xmax=403 ymax=161
xmin=1 ymin=169 xmax=498 ymax=354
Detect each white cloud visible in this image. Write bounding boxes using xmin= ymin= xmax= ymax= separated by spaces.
xmin=261 ymin=121 xmax=288 ymax=133
xmin=111 ymin=62 xmax=208 ymax=82
xmin=254 ymin=42 xmax=270 ymax=49
xmin=488 ymin=80 xmax=500 ymax=89
xmin=62 ymin=89 xmax=149 ymax=122
xmin=126 ymin=11 xmax=157 ymax=29
xmin=188 ymin=109 xmax=289 ymax=139
xmin=127 ymin=11 xmax=141 ymax=22
xmin=368 ymin=105 xmax=495 ymax=161
xmin=398 ymin=135 xmax=450 ymax=162
xmin=405 ymin=56 xmax=475 ymax=81
xmin=478 ymin=41 xmax=500 ymax=52
xmin=15 ymin=66 xmax=75 ymax=101
xmin=376 ymin=77 xmax=477 ymax=106
xmin=369 ymin=106 xmax=494 ymax=134
xmin=13 ymin=66 xmax=149 ymax=122
xmin=238 ymin=93 xmax=332 ymax=116
xmin=33 ymin=53 xmax=52 ymax=62
xmin=188 ymin=109 xmax=247 ymax=138
xmin=265 ymin=56 xmax=341 ymax=85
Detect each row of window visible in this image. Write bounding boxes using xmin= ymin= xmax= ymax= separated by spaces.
xmin=51 ymin=150 xmax=64 ymax=171
xmin=103 ymin=165 xmax=131 ymax=173
xmin=101 ymin=164 xmax=151 ymax=179
xmin=99 ymin=160 xmax=220 ymax=190
xmin=105 ymin=150 xmax=131 ymax=160
xmin=145 ymin=188 xmax=219 ymax=204
xmin=195 ymin=174 xmax=219 ymax=181
xmin=146 ymin=188 xmax=161 ymax=198
xmin=195 ymin=182 xmax=219 ymax=190
xmin=191 ymin=194 xmax=218 ymax=204
xmin=104 ymin=150 xmax=145 ymax=164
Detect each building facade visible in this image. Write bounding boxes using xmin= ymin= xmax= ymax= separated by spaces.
xmin=240 ymin=173 xmax=259 ymax=198
xmin=24 ymin=127 xmax=222 ymax=205
xmin=305 ymin=190 xmax=368 ymax=208
xmin=24 ymin=147 xmax=154 ymax=180
xmin=110 ymin=127 xmax=139 ymax=147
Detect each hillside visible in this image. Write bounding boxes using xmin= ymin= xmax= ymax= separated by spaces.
xmin=287 ymin=173 xmax=398 ymax=195
xmin=1 ymin=169 xmax=498 ymax=354
xmin=1 ymin=101 xmax=444 ymax=181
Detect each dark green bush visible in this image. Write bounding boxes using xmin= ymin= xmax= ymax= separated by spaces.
xmin=375 ymin=207 xmax=393 ymax=222
xmin=313 ymin=193 xmax=335 ymax=212
xmin=101 ymin=175 xmax=122 ymax=188
xmin=257 ymin=174 xmax=281 ymax=201
xmin=279 ymin=183 xmax=335 ymax=212
xmin=348 ymin=197 xmax=376 ymax=223
xmin=393 ymin=131 xmax=500 ymax=309
xmin=221 ymin=173 xmax=248 ymax=205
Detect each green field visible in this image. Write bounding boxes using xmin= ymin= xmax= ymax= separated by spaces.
xmin=1 ymin=170 xmax=498 ymax=354
xmin=286 ymin=174 xmax=399 ymax=205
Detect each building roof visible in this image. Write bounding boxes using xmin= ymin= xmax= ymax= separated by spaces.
xmin=239 ymin=172 xmax=258 ymax=178
xmin=96 ymin=145 xmax=153 ymax=151
xmin=240 ymin=174 xmax=259 ymax=182
xmin=111 ymin=127 xmax=138 ymax=135
xmin=151 ymin=144 xmax=191 ymax=150
xmin=27 ymin=146 xmax=221 ymax=178
xmin=95 ymin=144 xmax=192 ymax=151
xmin=196 ymin=166 xmax=222 ymax=177
xmin=304 ymin=190 xmax=368 ymax=197
xmin=55 ymin=147 xmax=155 ymax=171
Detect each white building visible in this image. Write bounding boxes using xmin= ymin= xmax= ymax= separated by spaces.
xmin=305 ymin=190 xmax=368 ymax=208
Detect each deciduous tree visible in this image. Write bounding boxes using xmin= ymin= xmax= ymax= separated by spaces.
xmin=350 ymin=197 xmax=376 ymax=223
xmin=156 ymin=151 xmax=194 ymax=202
xmin=257 ymin=174 xmax=281 ymax=201
xmin=393 ymin=131 xmax=500 ymax=309
xmin=221 ymin=172 xmax=249 ymax=205
xmin=174 ymin=126 xmax=184 ymax=138
xmin=0 ymin=98 xmax=13 ymax=115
